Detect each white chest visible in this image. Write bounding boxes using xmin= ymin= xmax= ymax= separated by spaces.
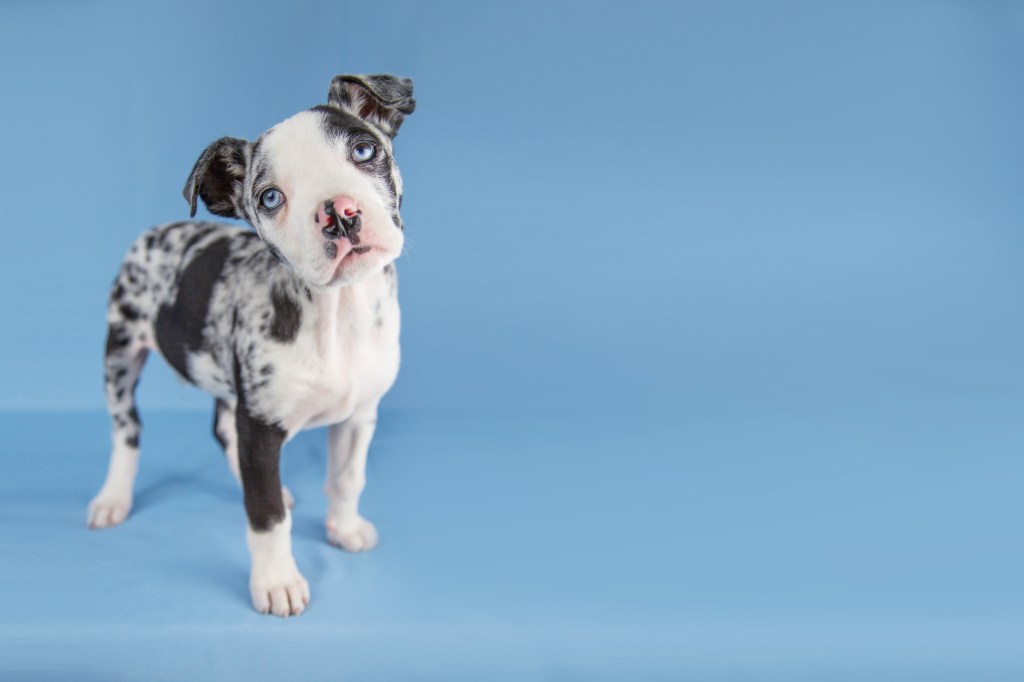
xmin=256 ymin=272 xmax=400 ymax=433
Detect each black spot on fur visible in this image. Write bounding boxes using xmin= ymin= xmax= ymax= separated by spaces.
xmin=383 ymin=263 xmax=397 ymax=296
xmin=269 ymin=286 xmax=302 ymax=342
xmin=125 ymin=433 xmax=139 ymax=448
xmin=181 ymin=224 xmax=218 ymax=256
xmin=324 ymin=241 xmax=337 ymax=260
xmin=118 ymin=303 xmax=142 ymax=322
xmin=236 ymin=406 xmax=287 ymax=531
xmin=105 ymin=324 xmax=131 ymax=356
xmin=232 ymin=354 xmax=287 ymax=532
xmin=373 ymin=299 xmax=383 ymax=327
xmin=154 ymin=237 xmax=231 ymax=382
xmin=264 ymin=241 xmax=287 ymax=264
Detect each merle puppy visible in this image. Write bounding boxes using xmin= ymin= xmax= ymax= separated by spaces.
xmin=88 ymin=74 xmax=415 ymax=617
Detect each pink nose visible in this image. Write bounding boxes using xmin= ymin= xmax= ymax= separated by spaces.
xmin=316 ymin=195 xmax=360 ymax=234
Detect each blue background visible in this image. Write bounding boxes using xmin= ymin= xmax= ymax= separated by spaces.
xmin=1 ymin=0 xmax=1023 ymax=679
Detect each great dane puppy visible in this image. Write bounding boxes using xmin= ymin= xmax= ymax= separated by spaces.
xmin=88 ymin=74 xmax=415 ymax=617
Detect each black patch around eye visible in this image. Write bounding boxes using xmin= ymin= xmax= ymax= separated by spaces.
xmin=248 ymin=139 xmax=278 ymax=213
xmin=311 ymin=106 xmax=398 ymax=182
xmin=251 ymin=166 xmax=270 ymax=195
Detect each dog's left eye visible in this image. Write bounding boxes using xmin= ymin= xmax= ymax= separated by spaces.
xmin=259 ymin=188 xmax=285 ymax=210
xmin=352 ymin=142 xmax=376 ymax=163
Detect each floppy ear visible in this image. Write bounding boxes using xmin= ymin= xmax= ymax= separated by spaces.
xmin=182 ymin=137 xmax=250 ymax=218
xmin=327 ymin=74 xmax=415 ymax=138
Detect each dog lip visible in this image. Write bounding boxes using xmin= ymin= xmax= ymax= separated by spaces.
xmin=330 ymin=244 xmax=374 ymax=272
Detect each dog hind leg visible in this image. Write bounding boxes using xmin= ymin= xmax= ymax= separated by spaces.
xmin=88 ymin=312 xmax=149 ymax=529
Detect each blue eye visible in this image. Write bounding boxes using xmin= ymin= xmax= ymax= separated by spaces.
xmin=352 ymin=141 xmax=376 ymax=163
xmin=260 ymin=188 xmax=284 ymax=210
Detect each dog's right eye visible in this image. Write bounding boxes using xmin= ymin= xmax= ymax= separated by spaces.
xmin=259 ymin=188 xmax=285 ymax=210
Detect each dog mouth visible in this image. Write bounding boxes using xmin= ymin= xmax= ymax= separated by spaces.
xmin=339 ymin=245 xmax=373 ymax=265
xmin=322 ymin=241 xmax=372 ymax=262
xmin=319 ymin=244 xmax=379 ymax=287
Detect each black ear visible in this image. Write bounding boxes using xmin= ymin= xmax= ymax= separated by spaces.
xmin=327 ymin=74 xmax=415 ymax=138
xmin=183 ymin=137 xmax=250 ymax=218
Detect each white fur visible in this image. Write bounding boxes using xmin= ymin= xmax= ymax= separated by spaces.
xmin=88 ymin=439 xmax=138 ymax=529
xmin=246 ymin=269 xmax=400 ymax=432
xmin=247 ymin=511 xmax=309 ymax=616
xmin=90 ymin=100 xmax=408 ymax=618
xmin=325 ymin=408 xmax=380 ymax=551
xmin=251 ymin=112 xmax=404 ymax=289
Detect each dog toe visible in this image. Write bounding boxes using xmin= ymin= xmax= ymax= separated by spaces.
xmin=87 ymin=491 xmax=132 ymax=529
xmin=326 ymin=515 xmax=379 ymax=553
xmin=250 ymin=560 xmax=310 ymax=617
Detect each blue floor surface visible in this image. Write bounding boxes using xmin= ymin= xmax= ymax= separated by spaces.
xmin=1 ymin=404 xmax=1022 ymax=680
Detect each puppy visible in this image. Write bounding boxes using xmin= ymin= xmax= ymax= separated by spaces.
xmin=88 ymin=74 xmax=415 ymax=616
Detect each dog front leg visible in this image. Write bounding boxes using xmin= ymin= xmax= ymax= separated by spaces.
xmin=325 ymin=407 xmax=379 ymax=552
xmin=236 ymin=404 xmax=309 ymax=616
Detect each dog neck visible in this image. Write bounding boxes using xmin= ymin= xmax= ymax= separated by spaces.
xmin=305 ymin=267 xmax=393 ymax=349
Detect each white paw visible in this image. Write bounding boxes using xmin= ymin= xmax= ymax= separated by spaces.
xmin=250 ymin=558 xmax=310 ymax=617
xmin=326 ymin=515 xmax=379 ymax=553
xmin=87 ymin=489 xmax=132 ymax=529
xmin=282 ymin=485 xmax=295 ymax=509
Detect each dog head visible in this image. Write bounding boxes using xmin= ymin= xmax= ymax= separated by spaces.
xmin=183 ymin=74 xmax=415 ymax=289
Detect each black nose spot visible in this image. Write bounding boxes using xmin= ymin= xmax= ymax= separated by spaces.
xmin=321 ymin=199 xmax=363 ymax=245
xmin=340 ymin=214 xmax=361 ymax=245
xmin=322 ymin=199 xmax=346 ymax=240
